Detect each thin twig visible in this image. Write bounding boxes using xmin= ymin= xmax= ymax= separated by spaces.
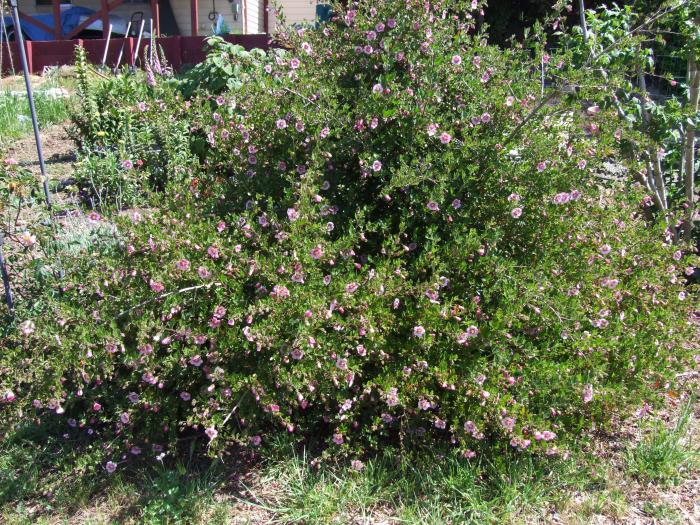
xmin=117 ymin=282 xmax=220 ymax=318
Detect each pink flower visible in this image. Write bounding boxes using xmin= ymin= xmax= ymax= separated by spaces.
xmin=3 ymin=157 xmax=18 ymax=165
xmin=553 ymin=192 xmax=571 ymax=205
xmin=333 ymin=433 xmax=344 ymax=445
xmin=372 ymin=83 xmax=383 ymax=94
xmin=19 ymin=320 xmax=35 ymax=336
xmin=175 ymin=258 xmax=190 ymax=271
xmin=149 ymin=280 xmax=165 ymax=293
xmin=250 ymin=435 xmax=262 ymax=446
xmin=372 ymin=160 xmax=382 ymax=172
xmin=105 ymin=461 xmax=117 ymax=473
xmin=439 ymin=132 xmax=452 ymax=144
xmin=511 ymin=207 xmax=522 ymax=218
xmin=18 ymin=231 xmax=37 ymax=247
xmin=427 ymin=201 xmax=440 ymax=212
xmin=290 ymin=58 xmax=300 ymax=69
xmin=205 ymin=427 xmax=218 ymax=440
xmin=672 ymin=250 xmax=682 ymax=261
xmin=216 ymin=221 xmax=226 ymax=233
xmin=434 ymin=418 xmax=446 ymax=429
xmin=207 ymin=246 xmax=220 ymax=259
xmin=427 ymin=123 xmax=439 ymax=136
xmin=197 ymin=266 xmax=212 ymax=279
xmin=351 ymin=460 xmax=364 ymax=471
xmin=271 ymin=285 xmax=290 ymax=299
xmin=2 ymin=390 xmax=16 ymax=403
xmin=345 ymin=282 xmax=359 ymax=293
xmin=180 ymin=391 xmax=191 ymax=401
xmin=578 ymin=159 xmax=587 ymax=170
xmin=120 ymin=412 xmax=130 ymax=424
xmin=92 ymin=402 xmax=102 ymax=412
xmin=537 ymin=161 xmax=547 ymax=172
xmin=387 ymin=18 xmax=396 ymax=28
xmin=413 ymin=326 xmax=426 ymax=338
xmin=301 ymin=42 xmax=312 ymax=54
xmin=480 ymin=112 xmax=491 ymax=123
xmin=451 ymin=55 xmax=462 ymax=65
xmin=310 ymin=245 xmax=324 ymax=259
xmin=452 ymin=198 xmax=462 ymax=209
xmin=472 ymin=55 xmax=481 ymax=68
xmin=122 ymin=159 xmax=133 ymax=169
xmin=291 ymin=348 xmax=304 ymax=360
xmin=189 ymin=355 xmax=203 ymax=367
xmin=583 ymin=384 xmax=593 ymax=404
xmin=600 ymin=244 xmax=612 ymax=255
xmin=336 ymin=358 xmax=348 ymax=371
xmin=541 ymin=431 xmax=557 ymax=441
xmin=505 ymin=96 xmax=515 ymax=106
xmin=287 ymin=208 xmax=299 ymax=221
xmin=501 ymin=417 xmax=515 ymax=432
xmin=276 ymin=119 xmax=287 ymax=129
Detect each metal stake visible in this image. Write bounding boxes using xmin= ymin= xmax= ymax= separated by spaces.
xmin=8 ymin=0 xmax=52 ymax=211
xmin=101 ymin=23 xmax=113 ymax=69
xmin=0 ymin=233 xmax=14 ymax=314
xmin=114 ymin=21 xmax=131 ymax=74
xmin=578 ymin=0 xmax=588 ymax=43
xmin=131 ymin=19 xmax=145 ymax=71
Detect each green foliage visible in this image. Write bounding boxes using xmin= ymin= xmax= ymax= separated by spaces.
xmin=625 ymin=399 xmax=699 ymax=486
xmin=69 ymin=55 xmax=198 ymax=209
xmin=177 ymin=36 xmax=271 ymax=99
xmin=0 ymin=0 xmax=696 ymax=475
xmin=0 ymin=91 xmax=71 ymax=148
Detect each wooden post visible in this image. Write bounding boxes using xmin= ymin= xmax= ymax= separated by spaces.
xmin=101 ymin=0 xmax=109 ymax=38
xmin=190 ymin=0 xmax=198 ymax=36
xmin=52 ymin=0 xmax=62 ymax=40
xmin=150 ymin=0 xmax=160 ymax=36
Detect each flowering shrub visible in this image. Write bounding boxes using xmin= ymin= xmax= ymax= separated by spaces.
xmin=1 ymin=0 xmax=697 ymax=469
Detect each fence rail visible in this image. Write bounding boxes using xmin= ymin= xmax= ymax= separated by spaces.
xmin=1 ymin=34 xmax=270 ymax=75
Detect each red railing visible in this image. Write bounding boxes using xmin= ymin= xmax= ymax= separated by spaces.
xmin=1 ymin=34 xmax=271 ymax=75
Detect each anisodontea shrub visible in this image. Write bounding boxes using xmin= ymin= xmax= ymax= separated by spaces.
xmin=1 ymin=0 xmax=697 ymax=467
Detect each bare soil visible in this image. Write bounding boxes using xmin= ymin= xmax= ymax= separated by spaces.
xmin=4 ymin=123 xmax=76 ymax=181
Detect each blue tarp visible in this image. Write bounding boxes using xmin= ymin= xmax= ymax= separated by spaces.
xmin=2 ymin=6 xmax=95 ymax=41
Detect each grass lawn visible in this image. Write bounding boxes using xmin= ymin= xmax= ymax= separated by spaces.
xmin=0 ymin=71 xmax=75 ymax=149
xmin=1 ymin=387 xmax=697 ymax=524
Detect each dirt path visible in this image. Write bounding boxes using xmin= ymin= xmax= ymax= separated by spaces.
xmin=5 ymin=123 xmax=76 ymax=182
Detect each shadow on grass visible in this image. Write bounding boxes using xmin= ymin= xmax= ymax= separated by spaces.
xmin=0 ymin=421 xmax=605 ymax=525
xmin=0 ymin=420 xmax=254 ymax=524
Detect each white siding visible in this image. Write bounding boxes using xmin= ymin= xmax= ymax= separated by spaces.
xmin=271 ymin=0 xmax=316 ymax=28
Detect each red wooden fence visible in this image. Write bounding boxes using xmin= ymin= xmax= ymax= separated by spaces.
xmin=1 ymin=34 xmax=270 ymax=75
